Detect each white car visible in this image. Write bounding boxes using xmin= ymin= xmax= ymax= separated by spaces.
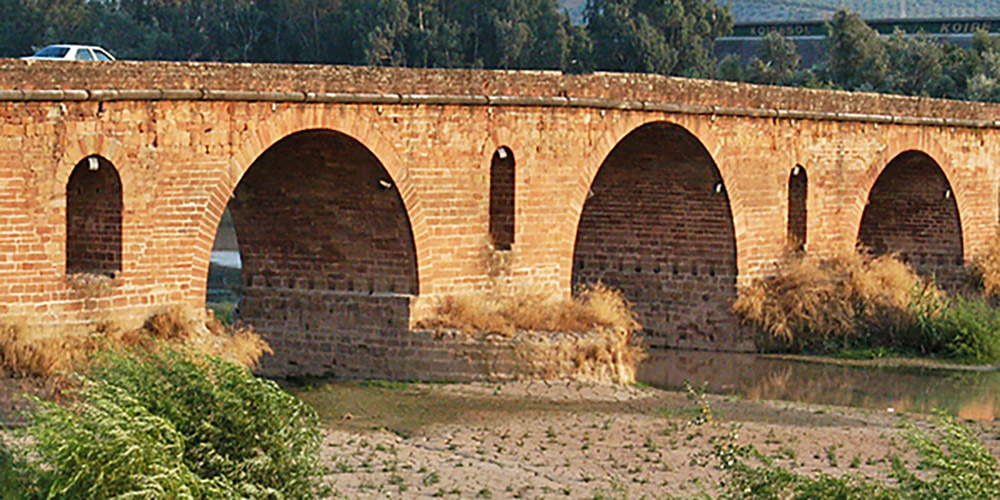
xmin=22 ymin=44 xmax=115 ymax=61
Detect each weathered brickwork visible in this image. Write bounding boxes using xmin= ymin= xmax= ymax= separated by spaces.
xmin=0 ymin=60 xmax=999 ymax=376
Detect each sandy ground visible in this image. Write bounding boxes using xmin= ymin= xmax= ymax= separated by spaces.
xmin=308 ymin=380 xmax=1000 ymax=499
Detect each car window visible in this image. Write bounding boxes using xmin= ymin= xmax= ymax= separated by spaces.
xmin=94 ymin=50 xmax=113 ymax=61
xmin=75 ymin=49 xmax=94 ymax=61
xmin=34 ymin=46 xmax=69 ymax=58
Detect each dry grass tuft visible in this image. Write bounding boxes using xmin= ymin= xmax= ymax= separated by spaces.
xmin=969 ymin=234 xmax=1000 ymax=299
xmin=64 ymin=273 xmax=114 ymax=298
xmin=417 ymin=283 xmax=644 ymax=384
xmin=0 ymin=307 xmax=270 ymax=379
xmin=415 ymin=283 xmax=641 ymax=336
xmin=734 ymin=250 xmax=939 ymax=351
xmin=515 ymin=328 xmax=645 ymax=384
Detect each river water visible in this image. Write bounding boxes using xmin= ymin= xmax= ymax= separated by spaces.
xmin=639 ymin=349 xmax=1000 ymax=421
xmin=210 ymin=250 xmax=242 ymax=268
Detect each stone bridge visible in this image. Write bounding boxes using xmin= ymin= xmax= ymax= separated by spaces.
xmin=0 ymin=61 xmax=997 ymax=377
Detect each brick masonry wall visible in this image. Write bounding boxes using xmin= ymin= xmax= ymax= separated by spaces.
xmin=0 ymin=62 xmax=998 ymax=377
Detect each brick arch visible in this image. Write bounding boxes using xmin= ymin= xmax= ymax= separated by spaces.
xmin=488 ymin=145 xmax=516 ymax=251
xmin=787 ymin=165 xmax=808 ymax=251
xmin=853 ymin=136 xmax=971 ymax=254
xmin=55 ymin=136 xmax=130 ymax=190
xmin=571 ymin=119 xmax=739 ymax=349
xmin=857 ymin=149 xmax=964 ymax=287
xmin=207 ymin=119 xmax=423 ymax=374
xmin=572 ymin=116 xmax=746 ymax=274
xmin=482 ymin=130 xmax=532 ymax=252
xmin=194 ymin=106 xmax=428 ymax=296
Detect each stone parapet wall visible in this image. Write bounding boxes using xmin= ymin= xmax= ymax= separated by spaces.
xmin=1 ymin=60 xmax=999 ymax=122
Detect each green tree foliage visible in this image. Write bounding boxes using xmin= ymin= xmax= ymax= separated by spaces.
xmin=8 ymin=1 xmax=1000 ymax=105
xmin=826 ymin=8 xmax=889 ymax=91
xmin=0 ymin=0 xmax=41 ymax=57
xmin=746 ymin=31 xmax=802 ymax=85
xmin=884 ymin=31 xmax=941 ymax=96
xmin=584 ymin=0 xmax=733 ymax=77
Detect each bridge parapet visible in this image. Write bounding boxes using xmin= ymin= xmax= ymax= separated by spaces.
xmin=3 ymin=60 xmax=1000 ymax=122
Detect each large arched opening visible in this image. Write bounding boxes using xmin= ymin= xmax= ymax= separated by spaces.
xmin=66 ymin=155 xmax=122 ymax=277
xmin=858 ymin=150 xmax=963 ymax=287
xmin=207 ymin=129 xmax=419 ymax=372
xmin=572 ymin=122 xmax=738 ymax=348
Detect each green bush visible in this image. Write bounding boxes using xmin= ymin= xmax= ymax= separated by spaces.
xmin=3 ymin=348 xmax=326 ymax=499
xmin=0 ymin=435 xmax=39 ymax=500
xmin=923 ymin=296 xmax=1000 ymax=363
xmin=715 ymin=413 xmax=1000 ymax=500
xmin=893 ymin=412 xmax=1000 ymax=499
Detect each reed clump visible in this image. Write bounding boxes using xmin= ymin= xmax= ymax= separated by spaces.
xmin=969 ymin=234 xmax=1000 ymax=299
xmin=417 ymin=283 xmax=645 ymax=383
xmin=734 ymin=250 xmax=940 ymax=353
xmin=0 ymin=307 xmax=270 ymax=378
xmin=417 ymin=283 xmax=640 ymax=336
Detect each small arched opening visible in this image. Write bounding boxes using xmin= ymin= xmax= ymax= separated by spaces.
xmin=66 ymin=155 xmax=122 ymax=277
xmin=489 ymin=146 xmax=515 ymax=250
xmin=787 ymin=165 xmax=807 ymax=251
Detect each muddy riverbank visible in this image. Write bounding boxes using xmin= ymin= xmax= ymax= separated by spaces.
xmin=294 ymin=380 xmax=1000 ymax=499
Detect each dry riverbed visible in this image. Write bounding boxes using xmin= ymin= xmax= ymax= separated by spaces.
xmin=293 ymin=379 xmax=1000 ymax=499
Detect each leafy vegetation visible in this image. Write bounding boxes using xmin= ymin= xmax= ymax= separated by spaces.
xmin=583 ymin=0 xmax=732 ymax=77
xmin=677 ymin=380 xmax=1000 ymax=500
xmin=0 ymin=348 xmax=326 ymax=499
xmin=734 ymin=248 xmax=1000 ymax=363
xmin=8 ymin=2 xmax=1000 ymax=103
xmin=709 ymin=412 xmax=1000 ymax=499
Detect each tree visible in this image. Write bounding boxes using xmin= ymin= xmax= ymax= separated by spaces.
xmin=747 ymin=31 xmax=801 ymax=86
xmin=884 ymin=30 xmax=949 ymax=98
xmin=400 ymin=0 xmax=570 ymax=70
xmin=0 ymin=0 xmax=42 ymax=57
xmin=825 ymin=8 xmax=888 ymax=91
xmin=323 ymin=0 xmax=409 ymax=65
xmin=584 ymin=0 xmax=732 ymax=78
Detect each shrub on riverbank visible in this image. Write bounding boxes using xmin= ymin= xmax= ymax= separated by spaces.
xmin=736 ymin=249 xmax=1000 ymax=362
xmin=417 ymin=283 xmax=640 ymax=336
xmin=919 ymin=295 xmax=1000 ymax=363
xmin=733 ymin=251 xmax=937 ymax=353
xmin=416 ymin=283 xmax=645 ymax=383
xmin=0 ymin=348 xmax=326 ymax=499
xmin=712 ymin=412 xmax=1000 ymax=500
xmin=0 ymin=306 xmax=269 ymax=378
xmin=969 ymin=235 xmax=1000 ymax=299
